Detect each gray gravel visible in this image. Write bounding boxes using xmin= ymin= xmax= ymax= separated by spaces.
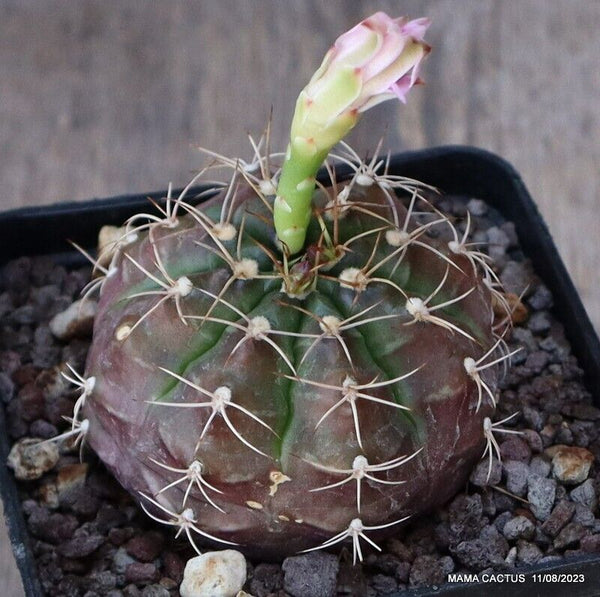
xmin=528 ymin=475 xmax=557 ymax=521
xmin=570 ymin=478 xmax=597 ymax=510
xmin=282 ymin=552 xmax=339 ymax=597
xmin=504 ymin=460 xmax=530 ymax=496
xmin=503 ymin=516 xmax=535 ymax=541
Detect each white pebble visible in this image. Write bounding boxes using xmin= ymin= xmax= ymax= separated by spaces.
xmin=49 ymin=299 xmax=97 ymax=340
xmin=7 ymin=438 xmax=59 ymax=480
xmin=180 ymin=550 xmax=247 ymax=597
xmin=97 ymin=225 xmax=133 ymax=266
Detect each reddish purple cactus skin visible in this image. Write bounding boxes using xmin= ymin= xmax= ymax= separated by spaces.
xmin=83 ymin=182 xmax=497 ymax=559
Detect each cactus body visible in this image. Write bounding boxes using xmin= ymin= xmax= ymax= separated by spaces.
xmin=83 ymin=180 xmax=498 ymax=559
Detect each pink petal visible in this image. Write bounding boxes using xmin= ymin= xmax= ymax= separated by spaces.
xmin=333 ymin=23 xmax=382 ymax=68
xmin=362 ymin=11 xmax=397 ymax=33
xmin=389 ymin=74 xmax=414 ymax=104
xmin=400 ymin=17 xmax=431 ymax=41
xmin=360 ymin=26 xmax=408 ymax=83
xmin=360 ymin=40 xmax=426 ymax=102
xmin=358 ymin=91 xmax=396 ymax=113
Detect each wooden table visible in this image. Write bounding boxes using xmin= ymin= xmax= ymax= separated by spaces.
xmin=2 ymin=2 xmax=598 ymax=594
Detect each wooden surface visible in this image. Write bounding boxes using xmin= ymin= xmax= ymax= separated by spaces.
xmin=1 ymin=2 xmax=599 ymax=595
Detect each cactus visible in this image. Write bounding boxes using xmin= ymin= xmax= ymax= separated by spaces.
xmin=58 ymin=12 xmax=515 ymax=562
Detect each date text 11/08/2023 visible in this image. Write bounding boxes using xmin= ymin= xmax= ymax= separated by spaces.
xmin=447 ymin=572 xmax=586 ymax=583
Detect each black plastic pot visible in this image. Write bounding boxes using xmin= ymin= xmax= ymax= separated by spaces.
xmin=1 ymin=146 xmax=599 ymax=596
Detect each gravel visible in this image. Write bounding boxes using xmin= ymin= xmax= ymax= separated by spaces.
xmin=504 ymin=460 xmax=530 ymax=496
xmin=448 ymin=493 xmax=485 ymax=544
xmin=450 ymin=525 xmax=509 ymax=570
xmin=113 ymin=548 xmax=137 ymax=576
xmin=529 ymin=455 xmax=551 ymax=477
xmin=541 ymin=500 xmax=576 ymax=537
xmin=369 ymin=573 xmax=398 ymax=594
xmin=550 ymin=446 xmax=594 ymax=484
xmin=408 ymin=555 xmax=454 ymax=586
xmin=528 ymin=475 xmax=558 ymax=521
xmin=2 ymin=193 xmax=600 ymax=595
xmin=282 ymin=553 xmax=339 ymax=597
xmin=581 ymin=534 xmax=600 ymax=553
xmin=553 ymin=522 xmax=588 ymax=550
xmin=499 ymin=261 xmax=534 ymax=297
xmin=471 ymin=458 xmax=502 ymax=487
xmin=570 ymin=479 xmax=598 ymax=510
xmin=502 ymin=516 xmax=535 ymax=541
xmin=124 ymin=563 xmax=158 ymax=585
xmin=125 ymin=532 xmax=164 ymax=563
xmin=249 ymin=563 xmax=283 ymax=597
xmin=528 ymin=285 xmax=554 ymax=311
xmin=517 ymin=540 xmax=543 ymax=565
xmin=56 ymin=530 xmax=105 ymax=559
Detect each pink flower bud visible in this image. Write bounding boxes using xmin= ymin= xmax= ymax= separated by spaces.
xmin=306 ymin=12 xmax=430 ymax=119
xmin=277 ymin=12 xmax=431 ymax=253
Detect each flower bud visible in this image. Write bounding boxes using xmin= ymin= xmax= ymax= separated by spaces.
xmin=290 ymin=12 xmax=430 ymax=153
xmin=275 ymin=12 xmax=430 ymax=254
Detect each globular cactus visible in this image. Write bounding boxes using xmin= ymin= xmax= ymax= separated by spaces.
xmin=63 ymin=12 xmax=514 ymax=562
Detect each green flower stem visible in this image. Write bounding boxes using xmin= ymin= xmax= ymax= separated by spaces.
xmin=273 ymin=13 xmax=429 ymax=254
xmin=273 ymin=143 xmax=329 ymax=255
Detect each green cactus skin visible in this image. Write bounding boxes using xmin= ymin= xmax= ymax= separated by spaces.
xmin=82 ymin=176 xmax=499 ymax=560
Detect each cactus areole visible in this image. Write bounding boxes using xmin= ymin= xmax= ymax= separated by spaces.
xmin=80 ymin=13 xmax=508 ymax=561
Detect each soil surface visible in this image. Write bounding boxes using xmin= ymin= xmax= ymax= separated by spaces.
xmin=1 ymin=194 xmax=599 ymax=597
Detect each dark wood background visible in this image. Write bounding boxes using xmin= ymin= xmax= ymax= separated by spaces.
xmin=2 ymin=2 xmax=599 ymax=593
